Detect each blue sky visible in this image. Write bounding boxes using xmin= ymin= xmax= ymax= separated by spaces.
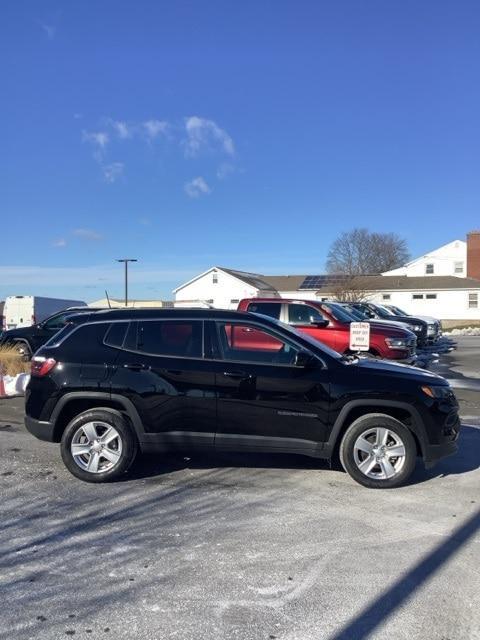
xmin=1 ymin=1 xmax=479 ymax=302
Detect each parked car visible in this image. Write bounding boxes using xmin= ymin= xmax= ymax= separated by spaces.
xmin=25 ymin=308 xmax=459 ymax=488
xmin=238 ymin=298 xmax=417 ymax=363
xmin=2 ymin=296 xmax=86 ymax=331
xmin=349 ymin=302 xmax=432 ymax=346
xmin=0 ymin=307 xmax=101 ymax=358
xmin=384 ymin=304 xmax=442 ymax=340
xmin=330 ymin=301 xmax=424 ymax=336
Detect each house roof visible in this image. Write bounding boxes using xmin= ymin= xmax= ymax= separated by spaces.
xmin=315 ymin=275 xmax=480 ymax=292
xmin=173 ymin=265 xmax=480 ymax=296
xmin=259 ymin=275 xmax=309 ymax=291
xmin=218 ymin=267 xmax=277 ymax=291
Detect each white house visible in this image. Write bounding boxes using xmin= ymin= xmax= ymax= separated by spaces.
xmin=173 ymin=267 xmax=278 ymax=309
xmin=173 ymin=268 xmax=480 ymax=320
xmin=383 ymin=240 xmax=467 ymax=277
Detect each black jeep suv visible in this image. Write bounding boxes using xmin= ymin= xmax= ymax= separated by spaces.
xmin=25 ymin=308 xmax=460 ymax=488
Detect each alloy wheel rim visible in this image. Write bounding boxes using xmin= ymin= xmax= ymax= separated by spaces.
xmin=70 ymin=421 xmax=123 ymax=474
xmin=353 ymin=427 xmax=406 ymax=480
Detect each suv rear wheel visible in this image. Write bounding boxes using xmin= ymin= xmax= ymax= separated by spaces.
xmin=339 ymin=414 xmax=417 ymax=488
xmin=60 ymin=409 xmax=138 ymax=482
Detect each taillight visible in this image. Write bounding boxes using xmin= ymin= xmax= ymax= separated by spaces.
xmin=31 ymin=357 xmax=57 ymax=377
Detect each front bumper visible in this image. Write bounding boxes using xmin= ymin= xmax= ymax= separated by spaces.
xmin=25 ymin=415 xmax=56 ymax=442
xmin=423 ymin=415 xmax=461 ymax=468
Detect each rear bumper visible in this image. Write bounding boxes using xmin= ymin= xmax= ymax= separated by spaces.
xmin=25 ymin=415 xmax=56 ymax=442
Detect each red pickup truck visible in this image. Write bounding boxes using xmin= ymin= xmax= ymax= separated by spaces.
xmin=237 ymin=298 xmax=417 ymax=363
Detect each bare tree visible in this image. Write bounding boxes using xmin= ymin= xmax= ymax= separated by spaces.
xmin=329 ymin=275 xmax=369 ymax=303
xmin=326 ymin=228 xmax=410 ymax=275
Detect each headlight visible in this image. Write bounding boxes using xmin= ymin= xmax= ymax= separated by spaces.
xmin=421 ymin=385 xmax=455 ymax=399
xmin=386 ymin=337 xmax=408 ymax=348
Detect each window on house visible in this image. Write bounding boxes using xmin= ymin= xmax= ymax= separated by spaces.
xmin=425 ymin=294 xmax=437 ymax=300
xmin=212 ymin=272 xmax=218 ymax=284
xmin=412 ymin=294 xmax=424 ymax=300
xmin=469 ymin=293 xmax=478 ymax=309
xmin=454 ymin=262 xmax=464 ymax=274
xmin=382 ymin=294 xmax=391 ymax=301
xmin=425 ymin=264 xmax=434 ymax=275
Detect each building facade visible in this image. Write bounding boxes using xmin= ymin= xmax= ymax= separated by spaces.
xmin=173 ymin=268 xmax=480 ymax=320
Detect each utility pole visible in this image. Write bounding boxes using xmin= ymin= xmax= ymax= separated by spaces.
xmin=116 ymin=259 xmax=138 ymax=307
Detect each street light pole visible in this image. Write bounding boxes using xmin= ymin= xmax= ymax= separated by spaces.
xmin=116 ymin=259 xmax=138 ymax=307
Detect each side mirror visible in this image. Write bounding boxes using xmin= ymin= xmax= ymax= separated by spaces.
xmin=294 ymin=350 xmax=317 ymax=368
xmin=309 ymin=317 xmax=328 ymax=328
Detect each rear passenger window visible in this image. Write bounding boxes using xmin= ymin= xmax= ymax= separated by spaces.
xmin=247 ymin=302 xmax=281 ymax=320
xmin=288 ymin=304 xmax=324 ymax=324
xmin=43 ymin=324 xmax=75 ymax=347
xmin=104 ymin=322 xmax=129 ymax=348
xmin=135 ymin=321 xmax=203 ymax=358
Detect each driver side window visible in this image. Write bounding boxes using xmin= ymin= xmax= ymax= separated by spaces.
xmin=217 ymin=322 xmax=300 ymax=365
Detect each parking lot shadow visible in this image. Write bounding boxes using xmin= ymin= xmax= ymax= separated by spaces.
xmin=410 ymin=425 xmax=480 ymax=484
xmin=126 ymin=425 xmax=480 ymax=485
xmin=328 ymin=505 xmax=480 ymax=640
xmin=127 ymin=450 xmax=330 ymax=481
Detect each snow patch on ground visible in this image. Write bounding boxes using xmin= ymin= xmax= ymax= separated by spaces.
xmin=444 ymin=327 xmax=480 ymax=336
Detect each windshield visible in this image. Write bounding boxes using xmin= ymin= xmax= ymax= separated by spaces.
xmin=391 ymin=305 xmax=408 ymax=316
xmin=255 ymin=314 xmax=343 ymax=360
xmin=320 ymin=303 xmax=356 ymax=324
xmin=337 ymin=305 xmax=365 ymax=321
xmin=370 ymin=304 xmax=391 ymax=319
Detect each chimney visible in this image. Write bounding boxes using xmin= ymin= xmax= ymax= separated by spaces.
xmin=467 ymin=230 xmax=480 ymax=280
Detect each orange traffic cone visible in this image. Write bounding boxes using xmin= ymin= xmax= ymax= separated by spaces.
xmin=0 ymin=374 xmax=6 ymax=398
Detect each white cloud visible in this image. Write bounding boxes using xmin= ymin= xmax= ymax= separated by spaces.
xmin=184 ymin=116 xmax=235 ymax=157
xmin=184 ymin=176 xmax=212 ymax=198
xmin=52 ymin=238 xmax=67 ymax=248
xmin=216 ymin=162 xmax=235 ymax=179
xmin=110 ymin=120 xmax=131 ymax=139
xmin=103 ymin=162 xmax=124 ymax=183
xmin=82 ymin=130 xmax=109 ymax=148
xmin=73 ymin=228 xmax=103 ymax=241
xmin=82 ymin=130 xmax=109 ymax=162
xmin=40 ymin=22 xmax=56 ymax=39
xmin=143 ymin=119 xmax=169 ymax=140
xmin=0 ymin=264 xmax=194 ymax=289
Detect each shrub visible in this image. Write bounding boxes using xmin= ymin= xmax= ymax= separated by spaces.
xmin=0 ymin=346 xmax=31 ymax=377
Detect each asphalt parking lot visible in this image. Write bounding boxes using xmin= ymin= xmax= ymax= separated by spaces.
xmin=1 ymin=337 xmax=479 ymax=640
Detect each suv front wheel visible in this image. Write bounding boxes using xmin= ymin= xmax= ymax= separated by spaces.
xmin=339 ymin=414 xmax=417 ymax=488
xmin=60 ymin=409 xmax=138 ymax=482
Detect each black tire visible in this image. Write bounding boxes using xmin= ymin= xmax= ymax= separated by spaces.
xmin=60 ymin=409 xmax=138 ymax=483
xmin=339 ymin=413 xmax=417 ymax=489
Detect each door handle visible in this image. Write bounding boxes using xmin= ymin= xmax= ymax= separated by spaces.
xmin=123 ymin=363 xmax=149 ymax=371
xmin=223 ymin=371 xmax=250 ymax=379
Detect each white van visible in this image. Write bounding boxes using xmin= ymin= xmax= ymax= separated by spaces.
xmin=2 ymin=296 xmax=87 ymax=330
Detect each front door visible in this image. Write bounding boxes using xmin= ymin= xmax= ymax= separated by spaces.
xmin=211 ymin=319 xmax=331 ymax=455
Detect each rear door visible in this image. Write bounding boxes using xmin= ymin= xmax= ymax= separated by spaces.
xmin=111 ymin=319 xmax=216 ymax=448
xmin=210 ymin=319 xmax=331 ymax=454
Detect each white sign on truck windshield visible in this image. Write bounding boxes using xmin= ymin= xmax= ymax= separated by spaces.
xmin=349 ymin=322 xmax=370 ymax=352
